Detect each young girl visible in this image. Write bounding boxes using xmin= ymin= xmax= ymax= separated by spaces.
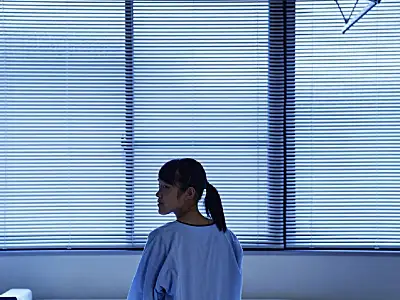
xmin=127 ymin=158 xmax=243 ymax=300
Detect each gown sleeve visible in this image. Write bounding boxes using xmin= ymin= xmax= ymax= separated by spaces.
xmin=231 ymin=232 xmax=243 ymax=271
xmin=127 ymin=230 xmax=169 ymax=300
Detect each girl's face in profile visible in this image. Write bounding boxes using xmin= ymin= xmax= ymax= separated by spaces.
xmin=156 ymin=179 xmax=184 ymax=215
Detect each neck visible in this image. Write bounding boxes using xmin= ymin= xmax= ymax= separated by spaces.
xmin=175 ymin=207 xmax=212 ymax=225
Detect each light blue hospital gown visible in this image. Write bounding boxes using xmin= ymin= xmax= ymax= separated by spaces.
xmin=127 ymin=220 xmax=243 ymax=300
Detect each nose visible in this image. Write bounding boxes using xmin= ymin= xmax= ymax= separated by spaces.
xmin=156 ymin=190 xmax=160 ymax=198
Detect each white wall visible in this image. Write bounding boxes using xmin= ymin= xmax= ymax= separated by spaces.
xmin=1 ymin=252 xmax=400 ymax=300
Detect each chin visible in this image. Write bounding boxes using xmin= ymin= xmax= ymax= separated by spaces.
xmin=158 ymin=207 xmax=171 ymax=215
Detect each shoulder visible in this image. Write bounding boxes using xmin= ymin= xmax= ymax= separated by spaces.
xmin=225 ymin=228 xmax=241 ymax=244
xmin=224 ymin=228 xmax=243 ymax=268
xmin=147 ymin=221 xmax=179 ymax=242
xmin=225 ymin=228 xmax=243 ymax=253
xmin=144 ymin=221 xmax=180 ymax=254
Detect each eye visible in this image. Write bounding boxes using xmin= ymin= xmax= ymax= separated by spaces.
xmin=159 ymin=184 xmax=170 ymax=190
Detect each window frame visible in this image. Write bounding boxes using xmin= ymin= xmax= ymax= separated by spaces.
xmin=2 ymin=0 xmax=398 ymax=253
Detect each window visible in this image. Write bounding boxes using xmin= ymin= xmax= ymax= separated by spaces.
xmin=1 ymin=0 xmax=128 ymax=249
xmin=288 ymin=0 xmax=400 ymax=249
xmin=130 ymin=0 xmax=276 ymax=247
xmin=1 ymin=0 xmax=275 ymax=250
xmin=2 ymin=0 xmax=399 ymax=251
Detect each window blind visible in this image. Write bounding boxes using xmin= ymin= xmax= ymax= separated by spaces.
xmin=1 ymin=0 xmax=129 ymax=249
xmin=1 ymin=0 xmax=281 ymax=250
xmin=288 ymin=0 xmax=400 ymax=249
xmin=129 ymin=0 xmax=281 ymax=248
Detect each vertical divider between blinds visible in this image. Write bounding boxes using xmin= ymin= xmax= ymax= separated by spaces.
xmin=284 ymin=0 xmax=296 ymax=250
xmin=125 ymin=0 xmax=135 ymax=247
xmin=267 ymin=0 xmax=296 ymax=249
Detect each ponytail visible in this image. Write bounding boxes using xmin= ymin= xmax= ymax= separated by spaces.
xmin=204 ymin=182 xmax=227 ymax=232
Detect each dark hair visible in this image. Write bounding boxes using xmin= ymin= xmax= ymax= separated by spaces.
xmin=158 ymin=158 xmax=227 ymax=232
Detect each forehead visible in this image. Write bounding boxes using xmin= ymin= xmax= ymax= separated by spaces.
xmin=158 ymin=179 xmax=172 ymax=186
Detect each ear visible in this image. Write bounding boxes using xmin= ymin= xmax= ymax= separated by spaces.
xmin=186 ymin=187 xmax=196 ymax=201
